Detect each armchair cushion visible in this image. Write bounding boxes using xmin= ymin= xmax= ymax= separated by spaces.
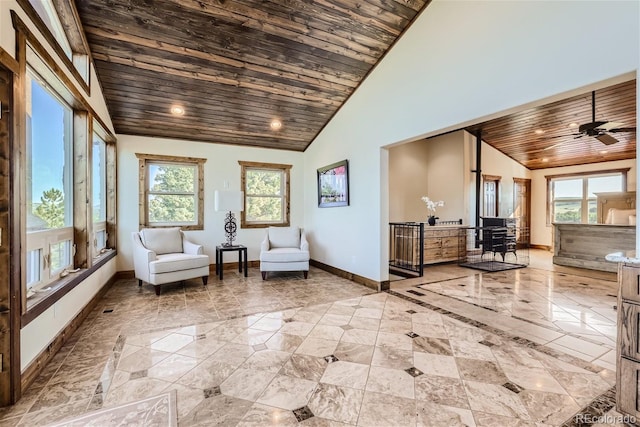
xmin=150 ymin=253 xmax=210 ymax=274
xmin=140 ymin=227 xmax=183 ymax=255
xmin=267 ymin=226 xmax=301 ymax=249
xmin=260 ymin=247 xmax=309 ymax=263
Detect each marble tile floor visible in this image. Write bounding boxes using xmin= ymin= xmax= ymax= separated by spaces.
xmin=0 ymin=258 xmax=627 ymax=426
xmin=390 ymin=251 xmax=619 ymax=371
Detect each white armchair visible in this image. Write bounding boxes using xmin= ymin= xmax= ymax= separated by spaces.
xmin=132 ymin=227 xmax=210 ymax=295
xmin=260 ymin=226 xmax=310 ymax=280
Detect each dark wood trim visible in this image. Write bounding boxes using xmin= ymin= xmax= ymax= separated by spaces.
xmin=21 ymin=268 xmax=118 ymax=392
xmin=0 ymin=46 xmax=19 ymax=75
xmin=51 ymin=0 xmax=90 ymax=55
xmin=14 ymin=0 xmax=90 ymax=93
xmin=544 ymin=167 xmax=631 ymax=181
xmin=238 ymin=161 xmax=292 ymax=229
xmin=21 ymin=250 xmax=116 ymax=327
xmin=482 ymin=174 xmax=501 ymax=181
xmin=310 ymin=259 xmax=383 ymax=291
xmin=0 ymin=62 xmax=20 ymax=406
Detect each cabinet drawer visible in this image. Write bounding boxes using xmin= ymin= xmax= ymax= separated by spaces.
xmin=424 ymin=239 xmax=442 ymax=249
xmin=441 ymin=237 xmax=459 ymax=248
xmin=621 ymin=265 xmax=640 ymax=303
xmin=617 ymin=357 xmax=640 ymax=420
xmin=620 ymin=302 xmax=640 ymax=360
xmin=442 ymin=247 xmax=460 ymax=258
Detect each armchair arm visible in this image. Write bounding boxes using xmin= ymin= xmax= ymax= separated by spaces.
xmin=183 ymin=238 xmax=204 ymax=255
xmin=300 ymin=231 xmax=309 ymax=252
xmin=132 ymin=232 xmax=156 ymax=282
xmin=261 ymin=233 xmax=270 ymax=252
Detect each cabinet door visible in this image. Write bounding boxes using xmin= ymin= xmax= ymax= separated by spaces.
xmin=618 ymin=357 xmax=640 ymax=419
xmin=621 ymin=266 xmax=640 ymax=304
xmin=620 ymin=302 xmax=640 ymax=360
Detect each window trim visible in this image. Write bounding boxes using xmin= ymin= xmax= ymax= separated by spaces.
xmin=12 ymin=3 xmax=90 ymax=91
xmin=26 ymin=68 xmax=76 ymax=290
xmin=92 ymin=131 xmax=107 ymax=255
xmin=136 ymin=153 xmax=206 ymax=231
xmin=545 ymin=168 xmax=629 ymax=225
xmin=239 ymin=161 xmax=291 ymax=228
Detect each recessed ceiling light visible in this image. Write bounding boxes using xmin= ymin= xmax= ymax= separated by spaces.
xmin=170 ymin=105 xmax=185 ymax=116
xmin=542 ymin=158 xmax=549 ymax=162
xmin=600 ymin=150 xmax=609 ymax=154
xmin=568 ymin=122 xmax=579 ymax=128
xmin=270 ymin=119 xmax=282 ymax=130
xmin=534 ymin=129 xmax=545 ymax=135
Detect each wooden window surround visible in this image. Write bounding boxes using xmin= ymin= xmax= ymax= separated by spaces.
xmin=239 ymin=161 xmax=291 ymax=228
xmin=136 ymin=153 xmax=206 ymax=231
xmin=545 ymin=168 xmax=629 ymax=225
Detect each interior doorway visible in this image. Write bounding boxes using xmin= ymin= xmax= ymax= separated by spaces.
xmin=483 ymin=174 xmax=500 ymax=217
xmin=513 ymin=177 xmax=531 ymax=247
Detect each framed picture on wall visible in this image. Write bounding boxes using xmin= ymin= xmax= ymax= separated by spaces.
xmin=317 ymin=159 xmax=349 ymax=207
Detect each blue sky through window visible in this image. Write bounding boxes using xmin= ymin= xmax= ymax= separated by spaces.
xmin=30 ymin=79 xmax=66 ymax=204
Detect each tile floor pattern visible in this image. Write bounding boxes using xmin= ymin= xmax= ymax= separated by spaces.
xmin=0 ymin=262 xmax=630 ymax=426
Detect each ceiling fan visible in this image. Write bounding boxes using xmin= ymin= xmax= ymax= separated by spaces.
xmin=543 ymin=90 xmax=636 ymax=150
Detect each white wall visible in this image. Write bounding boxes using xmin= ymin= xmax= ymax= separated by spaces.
xmin=479 ymin=139 xmax=532 ymax=219
xmin=21 ymin=257 xmax=116 ymax=370
xmin=530 ymin=159 xmax=637 ymax=247
xmin=389 ymin=131 xmax=466 ymax=223
xmin=116 ymin=135 xmax=305 ymax=271
xmin=304 ymin=0 xmax=639 ymax=282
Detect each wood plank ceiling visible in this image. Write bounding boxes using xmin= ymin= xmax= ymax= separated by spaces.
xmin=464 ymin=79 xmax=636 ymax=170
xmin=75 ymin=0 xmax=430 ymax=151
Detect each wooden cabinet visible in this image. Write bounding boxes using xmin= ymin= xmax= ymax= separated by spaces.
xmin=617 ymin=264 xmax=640 ymax=420
xmin=423 ymin=227 xmax=466 ymax=264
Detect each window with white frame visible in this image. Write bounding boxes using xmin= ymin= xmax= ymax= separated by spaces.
xmin=92 ymin=131 xmax=107 ymax=254
xmin=239 ymin=161 xmax=291 ymax=228
xmin=26 ymin=68 xmax=74 ymax=289
xmin=137 ymin=154 xmax=206 ymax=230
xmin=548 ymin=170 xmax=626 ymax=224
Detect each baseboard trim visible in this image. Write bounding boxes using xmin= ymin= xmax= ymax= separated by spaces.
xmin=21 ymin=272 xmax=118 ymax=392
xmin=310 ymin=259 xmax=387 ymax=291
xmin=530 ymin=244 xmax=552 ymax=251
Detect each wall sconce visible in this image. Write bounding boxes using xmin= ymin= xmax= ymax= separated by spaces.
xmin=214 ymin=190 xmax=244 ymax=247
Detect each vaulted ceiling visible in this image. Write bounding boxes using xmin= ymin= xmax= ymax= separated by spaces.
xmin=464 ymin=79 xmax=636 ymax=170
xmin=75 ymin=0 xmax=430 ymax=151
xmin=74 ymin=0 xmax=635 ymax=169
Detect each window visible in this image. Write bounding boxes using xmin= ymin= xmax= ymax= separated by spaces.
xmin=239 ymin=161 xmax=291 ymax=228
xmin=137 ymin=154 xmax=206 ymax=230
xmin=93 ymin=131 xmax=107 ymax=254
xmin=547 ymin=170 xmax=627 ymax=224
xmin=28 ymin=0 xmax=72 ymax=59
xmin=26 ymin=69 xmax=74 ymax=289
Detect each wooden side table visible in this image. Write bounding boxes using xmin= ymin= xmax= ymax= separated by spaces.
xmin=215 ymin=245 xmax=248 ymax=280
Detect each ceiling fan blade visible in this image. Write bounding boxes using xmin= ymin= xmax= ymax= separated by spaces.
xmin=608 ymin=127 xmax=636 ymax=133
xmin=595 ymin=133 xmax=618 ymax=145
xmin=578 ymin=121 xmax=608 ymax=134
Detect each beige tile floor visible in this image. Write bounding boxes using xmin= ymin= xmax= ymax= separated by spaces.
xmin=0 ymin=251 xmax=629 ymax=426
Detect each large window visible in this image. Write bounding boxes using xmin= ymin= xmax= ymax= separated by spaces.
xmin=26 ymin=69 xmax=74 ymax=289
xmin=93 ymin=131 xmax=107 ymax=254
xmin=548 ymin=170 xmax=627 ymax=224
xmin=239 ymin=161 xmax=291 ymax=228
xmin=137 ymin=154 xmax=206 ymax=230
